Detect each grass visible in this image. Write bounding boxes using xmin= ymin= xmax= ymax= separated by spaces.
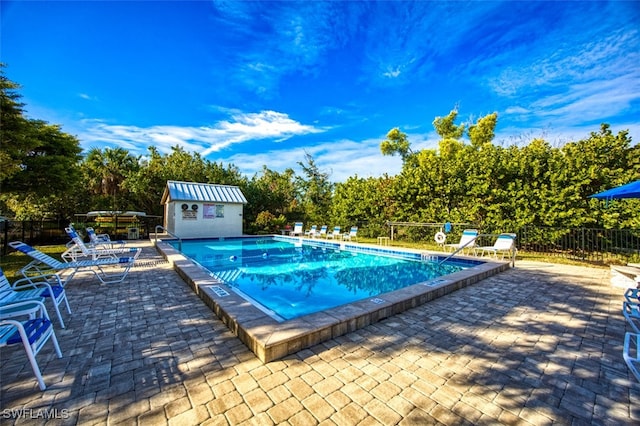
xmin=0 ymin=244 xmax=67 ymax=281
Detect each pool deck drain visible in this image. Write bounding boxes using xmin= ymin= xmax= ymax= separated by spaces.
xmin=155 ymin=237 xmax=510 ymax=363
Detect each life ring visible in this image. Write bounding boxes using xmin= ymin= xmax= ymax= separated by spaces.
xmin=434 ymin=232 xmax=447 ymax=244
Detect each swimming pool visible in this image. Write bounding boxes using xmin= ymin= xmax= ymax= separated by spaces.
xmin=170 ymin=237 xmax=474 ymax=321
xmin=156 ymin=236 xmax=510 ymax=362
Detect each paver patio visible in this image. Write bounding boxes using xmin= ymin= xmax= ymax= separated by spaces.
xmin=1 ymin=241 xmax=638 ymax=425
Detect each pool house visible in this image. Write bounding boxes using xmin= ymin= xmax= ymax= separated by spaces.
xmin=161 ymin=180 xmax=248 ymax=238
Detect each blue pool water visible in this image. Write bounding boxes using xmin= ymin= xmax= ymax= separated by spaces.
xmin=171 ymin=237 xmax=475 ymax=321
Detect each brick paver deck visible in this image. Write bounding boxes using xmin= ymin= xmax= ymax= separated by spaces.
xmin=1 ymin=241 xmax=638 ymax=425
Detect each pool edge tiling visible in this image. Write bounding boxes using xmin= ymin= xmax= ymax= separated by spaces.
xmin=155 ymin=237 xmax=511 ymax=363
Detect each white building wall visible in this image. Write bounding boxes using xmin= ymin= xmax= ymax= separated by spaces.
xmin=167 ymin=201 xmax=243 ymax=238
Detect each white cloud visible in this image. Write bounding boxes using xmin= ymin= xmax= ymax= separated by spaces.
xmin=221 ymin=130 xmax=440 ymax=182
xmin=223 ymin=137 xmax=403 ymax=182
xmin=76 ymin=110 xmax=325 ymax=157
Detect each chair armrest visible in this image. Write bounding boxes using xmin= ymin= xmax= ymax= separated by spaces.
xmin=12 ymin=273 xmax=62 ymax=293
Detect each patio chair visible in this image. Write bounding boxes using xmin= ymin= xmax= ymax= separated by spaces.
xmin=1 ymin=267 xmax=71 ymax=328
xmin=9 ymin=241 xmax=137 ymax=285
xmin=475 ymin=233 xmax=517 ymax=260
xmin=443 ymin=229 xmax=479 ymax=254
xmin=343 ymin=226 xmax=358 ymax=242
xmin=0 ymin=300 xmax=63 ymax=390
xmin=63 ymin=227 xmax=141 ymax=262
xmin=623 ymin=332 xmax=640 ymax=382
xmin=289 ymin=222 xmax=304 ymax=236
xmin=314 ymin=225 xmax=328 ymax=238
xmin=327 ymin=226 xmax=342 ymax=239
xmin=623 ymin=301 xmax=640 ymax=334
xmin=305 ymin=225 xmax=318 ymax=237
xmin=625 ymin=288 xmax=640 ymax=304
xmin=86 ymin=227 xmax=127 ymax=249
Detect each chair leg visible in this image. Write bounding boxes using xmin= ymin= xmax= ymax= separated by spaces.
xmin=6 ymin=320 xmax=47 ymax=390
xmin=23 ymin=338 xmax=47 ymax=390
xmin=624 ymin=332 xmax=640 ymax=382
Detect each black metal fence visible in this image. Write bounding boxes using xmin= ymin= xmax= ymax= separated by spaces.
xmin=0 ymin=218 xmax=163 ymax=256
xmin=517 ymin=226 xmax=640 ymax=264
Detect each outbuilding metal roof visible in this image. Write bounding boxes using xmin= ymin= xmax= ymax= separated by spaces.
xmin=161 ymin=181 xmax=248 ymax=204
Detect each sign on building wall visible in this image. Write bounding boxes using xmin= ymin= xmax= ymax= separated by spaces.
xmin=203 ymin=204 xmax=225 ymax=219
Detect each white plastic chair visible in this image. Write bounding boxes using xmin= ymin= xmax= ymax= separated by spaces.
xmin=86 ymin=226 xmax=127 ymax=249
xmin=475 ymin=233 xmax=517 ymax=260
xmin=343 ymin=227 xmax=358 ymax=241
xmin=327 ymin=226 xmax=342 ymax=240
xmin=444 ymin=229 xmax=479 ymax=254
xmin=1 ymin=267 xmax=71 ymax=328
xmin=63 ymin=227 xmax=141 ymax=262
xmin=10 ymin=241 xmax=137 ymax=285
xmin=0 ymin=300 xmax=63 ymax=390
xmin=289 ymin=222 xmax=304 ymax=236
xmin=315 ymin=225 xmax=328 ymax=238
xmin=305 ymin=225 xmax=318 ymax=237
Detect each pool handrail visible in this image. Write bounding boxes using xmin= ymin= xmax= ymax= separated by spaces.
xmin=438 ymin=235 xmax=478 ymax=266
xmin=154 ymin=225 xmax=182 ymax=251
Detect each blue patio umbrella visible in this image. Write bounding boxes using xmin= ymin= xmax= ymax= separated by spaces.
xmin=589 ymin=180 xmax=640 ymax=200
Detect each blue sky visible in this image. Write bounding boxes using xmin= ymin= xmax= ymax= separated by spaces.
xmin=2 ymin=1 xmax=639 ymax=182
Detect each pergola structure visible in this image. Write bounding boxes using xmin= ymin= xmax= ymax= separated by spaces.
xmin=73 ymin=211 xmax=162 ymax=240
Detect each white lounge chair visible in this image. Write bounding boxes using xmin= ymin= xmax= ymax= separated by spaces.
xmin=305 ymin=225 xmax=318 ymax=237
xmin=1 ymin=267 xmax=71 ymax=328
xmin=9 ymin=241 xmax=137 ymax=285
xmin=443 ymin=229 xmax=478 ymax=253
xmin=623 ymin=332 xmax=640 ymax=382
xmin=314 ymin=225 xmax=328 ymax=238
xmin=0 ymin=300 xmax=63 ymax=390
xmin=343 ymin=226 xmax=358 ymax=241
xmin=63 ymin=227 xmax=141 ymax=262
xmin=475 ymin=233 xmax=517 ymax=260
xmin=289 ymin=222 xmax=304 ymax=236
xmin=327 ymin=226 xmax=342 ymax=239
xmin=86 ymin=227 xmax=127 ymax=249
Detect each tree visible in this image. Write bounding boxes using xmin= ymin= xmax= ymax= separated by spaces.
xmin=0 ymin=65 xmax=83 ymax=219
xmin=295 ymin=152 xmax=333 ymax=224
xmin=380 ymin=128 xmax=414 ymax=163
xmin=243 ymin=166 xmax=298 ymax=233
xmin=81 ymin=147 xmax=140 ymax=211
xmin=433 ymin=108 xmax=465 ymax=141
xmin=123 ymin=146 xmax=247 ymax=217
xmin=551 ymin=124 xmax=639 ymax=229
xmin=0 ymin=63 xmax=29 ymax=184
xmin=331 ymin=175 xmax=396 ymax=237
xmin=468 ymin=112 xmax=497 ymax=147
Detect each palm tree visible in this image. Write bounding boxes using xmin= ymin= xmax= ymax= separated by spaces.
xmin=82 ymin=147 xmax=140 ymax=211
